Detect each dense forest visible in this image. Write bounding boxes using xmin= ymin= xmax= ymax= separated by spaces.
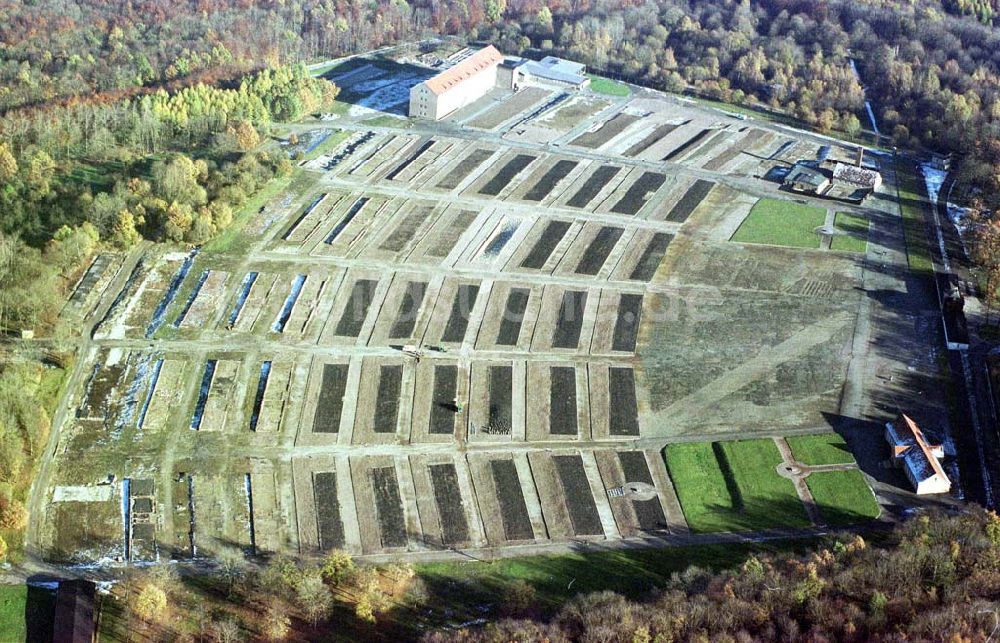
xmin=0 ymin=62 xmax=336 ymax=329
xmin=0 ymin=0 xmax=527 ymax=117
xmin=944 ymin=0 xmax=1000 ymax=25
xmin=480 ymin=0 xmax=1000 ymax=201
xmin=430 ymin=509 xmax=1000 ymax=641
xmin=6 ymin=0 xmax=1000 ymax=199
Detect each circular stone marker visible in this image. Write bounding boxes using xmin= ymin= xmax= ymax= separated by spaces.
xmin=776 ymin=463 xmax=803 ymax=479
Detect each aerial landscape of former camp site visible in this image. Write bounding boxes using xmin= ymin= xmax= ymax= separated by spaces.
xmin=34 ymin=39 xmax=954 ymax=567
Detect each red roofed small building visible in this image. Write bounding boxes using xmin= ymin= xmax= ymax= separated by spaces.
xmin=885 ymin=413 xmax=951 ymax=495
xmin=409 ymin=46 xmax=504 ymax=120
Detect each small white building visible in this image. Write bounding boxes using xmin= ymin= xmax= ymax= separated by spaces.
xmin=828 ymin=161 xmax=882 ymax=199
xmin=409 ymin=46 xmax=504 ymax=120
xmin=885 ymin=413 xmax=951 ymax=495
xmin=498 ymin=55 xmax=590 ymax=90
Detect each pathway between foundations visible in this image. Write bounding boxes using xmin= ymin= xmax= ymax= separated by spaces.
xmin=773 ymin=437 xmax=823 ymax=526
xmin=772 ymin=436 xmax=862 ymax=529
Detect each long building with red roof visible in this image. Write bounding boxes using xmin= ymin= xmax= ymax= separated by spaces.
xmin=409 ymin=46 xmax=504 ymax=120
xmin=885 ymin=413 xmax=951 ymax=495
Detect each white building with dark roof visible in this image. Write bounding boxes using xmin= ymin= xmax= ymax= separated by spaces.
xmin=885 ymin=413 xmax=951 ymax=495
xmin=409 ymin=46 xmax=504 ymax=120
xmin=826 ymin=161 xmax=883 ymax=201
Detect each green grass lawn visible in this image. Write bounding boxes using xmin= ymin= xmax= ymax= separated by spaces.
xmin=665 ymin=439 xmax=811 ymax=533
xmin=663 ymin=442 xmax=735 ymax=533
xmin=415 ymin=536 xmax=818 ymax=612
xmin=587 ymin=74 xmax=631 ymax=97
xmin=0 ymin=584 xmax=52 ymax=641
xmin=318 ymin=99 xmax=352 ymax=117
xmin=0 ymin=585 xmax=26 ymax=641
xmin=310 ymin=62 xmax=341 ymax=78
xmin=786 ymin=433 xmax=855 ymax=466
xmin=895 ymin=160 xmax=935 ymax=277
xmin=730 ymin=198 xmax=827 ymax=248
xmin=311 ymin=56 xmax=369 ymax=79
xmin=62 ymin=160 xmax=125 ymax=191
xmin=830 ymin=212 xmax=869 ymax=253
xmin=361 ymin=114 xmax=413 ymax=129
xmin=720 ymin=440 xmax=812 ymax=529
xmin=806 ymin=469 xmax=881 ymax=525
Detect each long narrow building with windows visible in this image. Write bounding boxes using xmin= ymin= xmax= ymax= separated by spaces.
xmin=409 ymin=46 xmax=504 ymax=120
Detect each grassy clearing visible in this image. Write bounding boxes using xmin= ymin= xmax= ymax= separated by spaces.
xmin=806 ymin=470 xmax=881 ymax=525
xmin=0 ymin=585 xmax=26 ymax=641
xmin=311 ymin=56 xmax=369 ymax=79
xmin=201 ymin=169 xmax=315 ymax=256
xmin=686 ymin=95 xmax=800 ymax=129
xmin=895 ymin=159 xmax=935 ymax=277
xmin=0 ymin=584 xmax=50 ymax=640
xmin=730 ymin=198 xmax=827 ymax=248
xmin=416 ymin=537 xmax=819 ymax=609
xmin=786 ymin=433 xmax=855 ymax=466
xmin=665 ymin=439 xmax=810 ymax=533
xmin=310 ymin=61 xmax=344 ymax=78
xmin=318 ymin=99 xmax=352 ymax=117
xmin=587 ymin=74 xmax=631 ymax=97
xmin=38 ymin=363 xmax=69 ymax=414
xmin=830 ymin=212 xmax=869 ymax=253
xmin=62 ymin=159 xmax=125 ymax=191
xmin=362 ymin=114 xmax=413 ymax=129
xmin=310 ymin=62 xmax=339 ymax=78
xmin=300 ymin=128 xmax=352 ymax=162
